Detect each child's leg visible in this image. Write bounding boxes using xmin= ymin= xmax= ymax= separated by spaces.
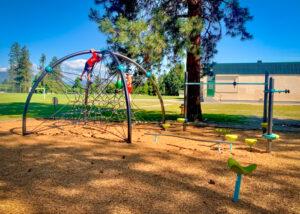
xmin=87 ymin=65 xmax=95 ymax=83
xmin=80 ymin=62 xmax=89 ymax=80
xmin=87 ymin=72 xmax=91 ymax=82
xmin=80 ymin=70 xmax=86 ymax=80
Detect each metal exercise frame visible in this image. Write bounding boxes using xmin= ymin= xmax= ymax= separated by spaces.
xmin=184 ymin=71 xmax=270 ymax=131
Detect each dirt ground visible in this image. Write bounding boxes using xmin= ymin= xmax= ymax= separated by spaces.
xmin=0 ymin=119 xmax=299 ymax=214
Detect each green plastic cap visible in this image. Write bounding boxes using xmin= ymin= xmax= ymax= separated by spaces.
xmin=146 ymin=71 xmax=152 ymax=78
xmin=115 ymin=80 xmax=123 ymax=89
xmin=263 ymin=133 xmax=280 ymax=140
xmin=245 ymin=138 xmax=257 ymax=146
xmin=227 ymin=157 xmax=257 ymax=175
xmin=225 ymin=134 xmax=238 ymax=142
xmin=261 ymin=122 xmax=268 ymax=128
xmin=45 ymin=66 xmax=53 ymax=73
xmin=162 ymin=123 xmax=170 ymax=129
xmin=177 ymin=118 xmax=185 ymax=123
xmin=117 ymin=64 xmax=126 ymax=72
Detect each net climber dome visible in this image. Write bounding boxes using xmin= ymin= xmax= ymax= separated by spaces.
xmin=22 ymin=50 xmax=165 ymax=143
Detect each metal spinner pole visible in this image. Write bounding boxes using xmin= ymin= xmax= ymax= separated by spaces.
xmin=267 ymin=77 xmax=274 ymax=152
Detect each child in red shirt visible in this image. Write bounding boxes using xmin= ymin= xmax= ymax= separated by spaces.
xmin=126 ymin=73 xmax=133 ymax=101
xmin=80 ymin=49 xmax=102 ymax=82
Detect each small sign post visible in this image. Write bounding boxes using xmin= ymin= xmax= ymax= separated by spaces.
xmin=52 ymin=97 xmax=58 ymax=120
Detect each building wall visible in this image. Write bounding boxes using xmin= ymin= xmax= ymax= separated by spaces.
xmin=202 ymin=74 xmax=300 ymax=102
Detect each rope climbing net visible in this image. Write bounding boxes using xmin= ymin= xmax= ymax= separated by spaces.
xmin=22 ymin=50 xmax=165 ymax=143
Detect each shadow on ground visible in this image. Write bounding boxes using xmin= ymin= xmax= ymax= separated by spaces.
xmin=1 ymin=102 xmax=299 ymax=133
xmin=0 ymin=124 xmax=299 ymax=213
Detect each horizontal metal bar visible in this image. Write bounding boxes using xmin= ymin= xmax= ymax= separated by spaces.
xmin=265 ymin=89 xmax=290 ymax=93
xmin=185 ymin=82 xmax=266 ymax=86
xmin=145 ymin=133 xmax=236 ymax=145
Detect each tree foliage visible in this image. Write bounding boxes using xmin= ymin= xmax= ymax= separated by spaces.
xmin=8 ymin=43 xmax=21 ymax=91
xmin=43 ymin=57 xmax=64 ymax=93
xmin=18 ymin=46 xmax=32 ymax=92
xmin=8 ymin=42 xmax=32 ymax=92
xmin=90 ymin=0 xmax=252 ymax=65
xmin=72 ymin=77 xmax=84 ymax=93
xmin=99 ymin=11 xmax=169 ymax=71
xmin=161 ymin=64 xmax=184 ymax=96
xmin=90 ymin=0 xmax=252 ymax=120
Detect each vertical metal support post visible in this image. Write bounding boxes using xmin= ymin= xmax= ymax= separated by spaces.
xmin=183 ymin=72 xmax=188 ymax=131
xmin=233 ymin=174 xmax=242 ymax=202
xmin=153 ymin=134 xmax=159 ymax=143
xmin=52 ymin=97 xmax=58 ymax=120
xmin=262 ymin=71 xmax=269 ymax=134
xmin=267 ymin=77 xmax=274 ymax=153
xmin=84 ymin=81 xmax=92 ymax=121
xmin=43 ymin=88 xmax=46 ymax=100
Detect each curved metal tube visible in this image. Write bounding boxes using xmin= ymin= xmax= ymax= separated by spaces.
xmin=22 ymin=50 xmax=132 ymax=143
xmin=105 ymin=50 xmax=132 ymax=143
xmin=113 ymin=52 xmax=166 ymax=123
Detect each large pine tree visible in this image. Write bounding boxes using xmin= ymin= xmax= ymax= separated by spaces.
xmin=18 ymin=46 xmax=32 ymax=92
xmin=90 ymin=0 xmax=252 ymax=121
xmin=8 ymin=43 xmax=21 ymax=92
xmin=34 ymin=53 xmax=47 ymax=89
xmin=8 ymin=43 xmax=32 ymax=92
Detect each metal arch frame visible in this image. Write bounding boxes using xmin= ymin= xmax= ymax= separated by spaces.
xmin=113 ymin=52 xmax=166 ymax=123
xmin=22 ymin=50 xmax=132 ymax=143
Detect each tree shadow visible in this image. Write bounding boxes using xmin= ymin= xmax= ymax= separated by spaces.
xmin=203 ymin=113 xmax=300 ymax=133
xmin=1 ymin=102 xmax=299 ymax=133
xmin=0 ymin=129 xmax=285 ymax=213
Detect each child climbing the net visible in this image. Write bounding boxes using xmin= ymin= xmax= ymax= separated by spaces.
xmin=80 ymin=49 xmax=102 ymax=82
xmin=126 ymin=73 xmax=133 ymax=101
xmin=115 ymin=73 xmax=133 ymax=100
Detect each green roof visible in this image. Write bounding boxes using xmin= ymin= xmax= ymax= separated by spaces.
xmin=213 ymin=62 xmax=300 ymax=75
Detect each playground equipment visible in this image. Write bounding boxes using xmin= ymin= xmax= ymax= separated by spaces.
xmin=146 ymin=132 xmax=237 ymax=154
xmin=183 ymin=72 xmax=289 ymax=152
xmin=244 ymin=138 xmax=257 ymax=152
xmin=177 ymin=118 xmax=185 ymax=123
xmin=227 ymin=157 xmax=257 ymax=202
xmin=262 ymin=77 xmax=285 ymax=152
xmin=22 ymin=50 xmax=165 ymax=143
xmin=224 ymin=134 xmax=238 ymax=154
xmin=147 ymin=124 xmax=238 ymax=154
xmin=184 ymin=72 xmax=270 ymax=133
xmin=176 ymin=117 xmax=187 ymax=130
xmin=215 ymin=128 xmax=231 ymax=136
xmin=162 ymin=123 xmax=171 ymax=130
xmin=183 ymin=71 xmax=270 ymax=132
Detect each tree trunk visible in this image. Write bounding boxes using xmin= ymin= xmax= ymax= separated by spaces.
xmin=186 ymin=0 xmax=203 ymax=122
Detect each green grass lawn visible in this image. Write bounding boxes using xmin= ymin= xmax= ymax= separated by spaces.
xmin=0 ymin=93 xmax=299 ymax=121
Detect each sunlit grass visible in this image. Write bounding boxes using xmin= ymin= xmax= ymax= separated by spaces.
xmin=0 ymin=93 xmax=299 ymax=121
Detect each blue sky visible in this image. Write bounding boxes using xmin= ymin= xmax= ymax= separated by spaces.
xmin=0 ymin=0 xmax=300 ymax=71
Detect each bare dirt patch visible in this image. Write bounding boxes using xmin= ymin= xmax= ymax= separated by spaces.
xmin=0 ymin=119 xmax=299 ymax=213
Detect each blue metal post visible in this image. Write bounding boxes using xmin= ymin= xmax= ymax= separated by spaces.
xmin=262 ymin=71 xmax=269 ymax=134
xmin=233 ymin=174 xmax=242 ymax=202
xmin=183 ymin=72 xmax=188 ymax=131
xmin=267 ymin=77 xmax=274 ymax=152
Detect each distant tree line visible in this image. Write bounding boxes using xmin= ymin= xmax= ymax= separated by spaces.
xmin=5 ymin=42 xmax=184 ymax=95
xmin=5 ymin=42 xmax=64 ymax=93
xmin=34 ymin=55 xmax=64 ymax=94
xmin=159 ymin=64 xmax=184 ymax=96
